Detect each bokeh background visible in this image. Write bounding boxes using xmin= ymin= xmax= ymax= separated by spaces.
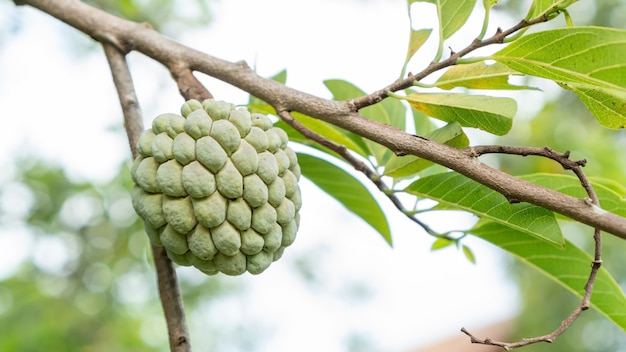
xmin=0 ymin=0 xmax=625 ymax=351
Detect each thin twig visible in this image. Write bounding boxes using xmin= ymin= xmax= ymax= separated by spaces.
xmin=461 ymin=145 xmax=603 ymax=350
xmin=350 ymin=16 xmax=551 ymax=109
xmin=275 ymin=108 xmax=442 ymax=237
xmin=102 ymin=42 xmax=191 ymax=352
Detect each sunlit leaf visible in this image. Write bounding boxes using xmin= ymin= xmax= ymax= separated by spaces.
xmin=297 ymin=153 xmax=392 ymax=245
xmin=471 ymin=220 xmax=626 ymax=332
xmin=435 ymin=62 xmax=538 ymax=90
xmin=409 ymin=0 xmax=478 ymax=39
xmin=493 ymin=27 xmax=626 ymax=128
xmin=559 ymin=82 xmax=626 ymax=129
xmin=525 ymin=0 xmax=579 ymax=20
xmin=405 ymin=172 xmax=564 ymax=246
xmin=384 ymin=122 xmax=469 ymax=178
xmin=402 ymin=92 xmax=516 ymax=135
xmin=462 ymin=245 xmax=476 ymax=264
xmin=431 ymin=237 xmax=455 ymax=250
xmin=401 ymin=29 xmax=432 ymax=76
xmin=494 ymin=27 xmax=626 ymax=88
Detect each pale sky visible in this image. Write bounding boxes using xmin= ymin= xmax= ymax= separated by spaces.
xmin=0 ymin=1 xmax=526 ymax=351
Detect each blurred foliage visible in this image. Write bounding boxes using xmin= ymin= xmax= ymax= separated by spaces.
xmin=0 ymin=158 xmax=245 ymax=351
xmin=85 ymin=0 xmax=212 ymax=35
xmin=2 ymin=0 xmax=212 ymax=55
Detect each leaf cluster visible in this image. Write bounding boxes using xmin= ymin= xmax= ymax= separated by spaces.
xmin=248 ymin=0 xmax=626 ymax=340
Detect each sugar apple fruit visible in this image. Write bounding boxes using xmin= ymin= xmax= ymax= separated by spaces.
xmin=131 ymin=99 xmax=301 ymax=275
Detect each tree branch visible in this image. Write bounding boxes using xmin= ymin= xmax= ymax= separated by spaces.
xmin=102 ymin=42 xmax=191 ymax=352
xmin=14 ymin=0 xmax=626 ymax=240
xmin=275 ymin=108 xmax=441 ymax=237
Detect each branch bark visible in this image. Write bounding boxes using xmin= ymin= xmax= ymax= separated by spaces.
xmin=14 ymin=0 xmax=626 ymax=240
xmin=102 ymin=42 xmax=191 ymax=352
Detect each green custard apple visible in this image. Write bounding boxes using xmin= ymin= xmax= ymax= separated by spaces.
xmin=131 ymin=99 xmax=301 ymax=275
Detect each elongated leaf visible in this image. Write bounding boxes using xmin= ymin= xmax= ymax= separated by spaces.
xmin=405 ymin=172 xmax=564 ymax=246
xmin=384 ymin=122 xmax=469 ymax=178
xmin=520 ymin=174 xmax=626 ymax=217
xmin=297 ymin=153 xmax=392 ymax=244
xmin=493 ymin=27 xmax=626 ymax=89
xmin=409 ymin=0 xmax=477 ymax=39
xmin=494 ymin=27 xmax=626 ymax=128
xmin=431 ymin=237 xmax=455 ymax=250
xmin=403 ymin=93 xmax=516 ymax=135
xmin=462 ymin=245 xmax=476 ymax=264
xmin=560 ymin=82 xmax=626 ymax=129
xmin=403 ymin=29 xmax=432 ymax=73
xmin=525 ymin=0 xmax=578 ymax=20
xmin=471 ymin=220 xmax=626 ymax=332
xmin=436 ymin=62 xmax=537 ymax=90
xmin=440 ymin=0 xmax=477 ymax=39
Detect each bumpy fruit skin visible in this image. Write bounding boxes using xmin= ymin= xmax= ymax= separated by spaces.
xmin=131 ymin=99 xmax=301 ymax=275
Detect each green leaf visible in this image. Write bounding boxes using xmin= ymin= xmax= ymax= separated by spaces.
xmin=439 ymin=0 xmax=477 ymax=39
xmin=559 ymin=82 xmax=626 ymax=129
xmin=589 ymin=177 xmax=626 ymax=197
xmin=493 ymin=26 xmax=626 ymax=128
xmin=402 ymin=92 xmax=516 ymax=135
xmin=471 ymin=220 xmax=626 ymax=332
xmin=405 ymin=28 xmax=432 ymax=63
xmin=525 ymin=0 xmax=579 ymax=20
xmin=431 ymin=237 xmax=455 ymax=250
xmin=435 ymin=62 xmax=538 ymax=90
xmin=412 ymin=105 xmax=437 ymax=135
xmin=495 ymin=26 xmax=626 ymax=88
xmin=520 ymin=174 xmax=626 ymax=217
xmin=297 ymin=153 xmax=392 ymax=245
xmin=384 ymin=122 xmax=469 ymax=179
xmin=405 ymin=172 xmax=564 ymax=246
xmin=401 ymin=29 xmax=432 ymax=77
xmin=409 ymin=0 xmax=478 ymax=39
xmin=462 ymin=245 xmax=476 ymax=264
xmin=324 ymin=79 xmax=394 ymax=164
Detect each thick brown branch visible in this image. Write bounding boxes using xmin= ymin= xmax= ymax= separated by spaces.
xmin=14 ymin=0 xmax=626 ymax=241
xmin=102 ymin=42 xmax=191 ymax=352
